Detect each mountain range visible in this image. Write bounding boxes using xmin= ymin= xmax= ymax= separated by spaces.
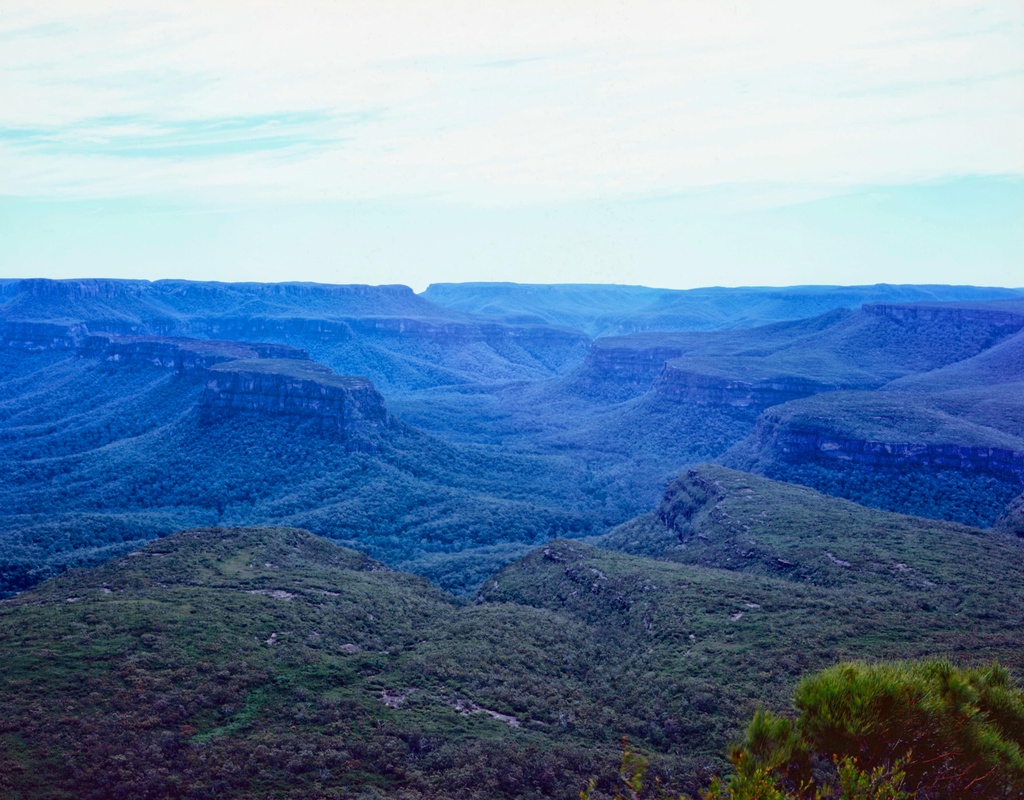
xmin=1 ymin=277 xmax=1023 ymax=797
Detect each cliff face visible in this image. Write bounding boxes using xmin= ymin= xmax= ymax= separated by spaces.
xmin=653 ymin=364 xmax=834 ymax=407
xmin=200 ymin=359 xmax=389 ymax=449
xmin=14 ymin=278 xmax=149 ymax=299
xmin=196 ymin=317 xmax=354 ymax=342
xmin=11 ymin=278 xmax=416 ymax=304
xmin=750 ymin=413 xmax=1024 ymax=483
xmin=81 ymin=334 xmax=309 ymax=378
xmin=586 ymin=344 xmax=687 ymax=379
xmin=863 ymin=302 xmax=1024 ymax=330
xmin=2 ymin=320 xmax=88 ymax=350
xmin=574 ymin=342 xmax=691 ymax=399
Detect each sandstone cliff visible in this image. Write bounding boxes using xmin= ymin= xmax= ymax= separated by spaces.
xmin=2 ymin=320 xmax=88 ymax=350
xmin=81 ymin=334 xmax=309 ymax=378
xmin=200 ymin=359 xmax=389 ymax=449
xmin=863 ymin=302 xmax=1024 ymax=330
xmin=748 ymin=410 xmax=1024 ymax=483
xmin=653 ymin=363 xmax=836 ymax=407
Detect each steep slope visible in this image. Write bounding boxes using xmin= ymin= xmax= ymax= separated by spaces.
xmin=722 ymin=317 xmax=1024 ymax=525
xmin=600 ymin=464 xmax=1024 ymax=591
xmin=994 ymin=492 xmax=1024 ymax=537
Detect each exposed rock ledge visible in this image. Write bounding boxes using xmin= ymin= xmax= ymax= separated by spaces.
xmin=80 ymin=334 xmax=308 ymax=377
xmin=863 ymin=302 xmax=1024 ymax=329
xmin=583 ymin=343 xmax=688 ymax=382
xmin=1 ymin=320 xmax=87 ymax=350
xmin=200 ymin=359 xmax=388 ymax=447
xmin=654 ymin=364 xmax=836 ymax=407
xmin=753 ymin=420 xmax=1024 ymax=483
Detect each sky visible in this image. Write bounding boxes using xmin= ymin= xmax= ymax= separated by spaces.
xmin=1 ymin=0 xmax=1022 ymax=291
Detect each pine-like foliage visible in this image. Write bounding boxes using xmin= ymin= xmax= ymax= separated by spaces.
xmin=734 ymin=660 xmax=1024 ymax=798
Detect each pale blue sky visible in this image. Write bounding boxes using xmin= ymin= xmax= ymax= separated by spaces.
xmin=1 ymin=1 xmax=1022 ymax=290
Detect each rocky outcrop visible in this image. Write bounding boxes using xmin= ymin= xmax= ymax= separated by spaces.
xmin=654 ymin=363 xmax=834 ymax=407
xmin=81 ymin=334 xmax=309 ymax=378
xmin=750 ymin=414 xmax=1024 ymax=483
xmin=2 ymin=320 xmax=88 ymax=350
xmin=863 ymin=302 xmax=1024 ymax=330
xmin=200 ymin=359 xmax=388 ymax=448
xmin=586 ymin=344 xmax=687 ymax=378
xmin=573 ymin=339 xmax=692 ymax=398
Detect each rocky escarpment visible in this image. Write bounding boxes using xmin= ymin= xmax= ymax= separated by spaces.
xmin=2 ymin=320 xmax=88 ymax=350
xmin=191 ymin=315 xmax=588 ymax=353
xmin=586 ymin=343 xmax=687 ymax=379
xmin=81 ymin=334 xmax=309 ymax=378
xmin=195 ymin=317 xmax=355 ymax=342
xmin=863 ymin=302 xmax=1024 ymax=330
xmin=749 ymin=412 xmax=1024 ymax=484
xmin=653 ymin=362 xmax=837 ymax=407
xmin=13 ymin=278 xmax=150 ymax=300
xmin=573 ymin=335 xmax=695 ymax=398
xmin=200 ymin=359 xmax=389 ymax=448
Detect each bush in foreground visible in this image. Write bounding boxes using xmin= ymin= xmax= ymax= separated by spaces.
xmin=587 ymin=659 xmax=1024 ymax=799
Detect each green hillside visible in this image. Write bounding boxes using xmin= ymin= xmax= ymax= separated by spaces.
xmin=0 ymin=351 xmax=611 ymax=598
xmin=600 ymin=464 xmax=1024 ymax=596
xmin=3 ymin=474 xmax=1023 ymax=798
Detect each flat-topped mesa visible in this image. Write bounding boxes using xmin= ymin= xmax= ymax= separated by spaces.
xmin=12 ymin=278 xmax=415 ymax=302
xmin=654 ymin=362 xmax=834 ymax=407
xmin=200 ymin=359 xmax=389 ymax=446
xmin=2 ymin=320 xmax=88 ymax=350
xmin=81 ymin=334 xmax=310 ymax=377
xmin=14 ymin=278 xmax=150 ymax=299
xmin=153 ymin=279 xmax=417 ymax=301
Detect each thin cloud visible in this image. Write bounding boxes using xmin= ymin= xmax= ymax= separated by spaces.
xmin=1 ymin=0 xmax=1022 ymax=205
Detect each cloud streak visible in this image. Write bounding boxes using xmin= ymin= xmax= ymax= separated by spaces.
xmin=2 ymin=0 xmax=1022 ymax=206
